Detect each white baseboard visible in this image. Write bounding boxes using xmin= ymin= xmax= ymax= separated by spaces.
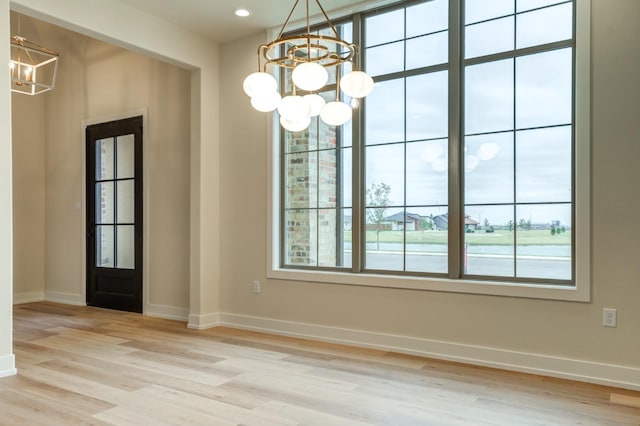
xmin=218 ymin=312 xmax=640 ymax=391
xmin=13 ymin=291 xmax=45 ymax=304
xmin=187 ymin=312 xmax=220 ymax=330
xmin=45 ymin=291 xmax=85 ymax=306
xmin=146 ymin=304 xmax=189 ymax=322
xmin=36 ymin=294 xmax=189 ymax=322
xmin=0 ymin=354 xmax=17 ymax=378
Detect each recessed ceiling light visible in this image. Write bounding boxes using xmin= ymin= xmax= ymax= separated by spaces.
xmin=235 ymin=8 xmax=251 ymax=17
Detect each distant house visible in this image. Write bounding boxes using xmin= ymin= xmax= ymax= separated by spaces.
xmin=383 ymin=212 xmax=423 ymax=231
xmin=464 ymin=215 xmax=479 ymax=232
xmin=432 ymin=213 xmax=479 ymax=232
xmin=433 ymin=214 xmax=448 ymax=231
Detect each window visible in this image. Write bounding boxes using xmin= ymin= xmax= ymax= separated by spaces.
xmin=364 ymin=1 xmax=450 ymax=275
xmin=271 ymin=0 xmax=590 ymax=300
xmin=462 ymin=1 xmax=574 ymax=282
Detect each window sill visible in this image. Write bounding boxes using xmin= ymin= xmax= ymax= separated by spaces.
xmin=267 ymin=267 xmax=590 ymax=302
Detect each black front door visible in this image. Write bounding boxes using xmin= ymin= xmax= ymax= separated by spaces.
xmin=86 ymin=116 xmax=143 ymax=313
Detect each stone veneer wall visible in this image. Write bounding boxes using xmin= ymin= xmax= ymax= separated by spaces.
xmin=285 ymin=118 xmax=338 ymax=266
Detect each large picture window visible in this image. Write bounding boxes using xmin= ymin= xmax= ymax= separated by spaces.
xmin=274 ymin=0 xmax=589 ymax=298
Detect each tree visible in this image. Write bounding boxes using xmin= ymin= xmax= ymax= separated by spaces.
xmin=518 ymin=218 xmax=532 ymax=232
xmin=418 ymin=217 xmax=433 ymax=234
xmin=507 ymin=219 xmax=514 ymax=232
xmin=366 ymin=182 xmax=391 ymax=250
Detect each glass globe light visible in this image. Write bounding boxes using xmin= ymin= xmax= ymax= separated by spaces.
xmin=292 ymin=62 xmax=329 ymax=92
xmin=421 ymin=144 xmax=444 ymax=163
xmin=465 ymin=155 xmax=480 ymax=172
xmin=340 ymin=71 xmax=374 ymax=98
xmin=303 ymin=94 xmax=326 ymax=117
xmin=250 ymin=91 xmax=281 ymax=112
xmin=278 ymin=95 xmax=310 ymax=121
xmin=320 ymin=101 xmax=352 ymax=126
xmin=432 ymin=158 xmax=448 ymax=172
xmin=477 ymin=142 xmax=500 ymax=161
xmin=280 ymin=116 xmax=311 ymax=132
xmin=243 ymin=72 xmax=277 ymax=98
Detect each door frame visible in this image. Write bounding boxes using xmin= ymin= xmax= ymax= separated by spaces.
xmin=81 ymin=109 xmax=149 ymax=314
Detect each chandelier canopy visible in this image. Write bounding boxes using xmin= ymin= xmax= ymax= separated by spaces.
xmin=243 ymin=0 xmax=374 ymax=132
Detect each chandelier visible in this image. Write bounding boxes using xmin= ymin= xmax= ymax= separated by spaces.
xmin=242 ymin=0 xmax=374 ymax=132
xmin=10 ymin=35 xmax=59 ymax=95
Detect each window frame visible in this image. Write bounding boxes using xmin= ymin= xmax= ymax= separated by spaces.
xmin=267 ymin=0 xmax=590 ymax=302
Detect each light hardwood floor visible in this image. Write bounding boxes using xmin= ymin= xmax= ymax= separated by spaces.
xmin=2 ymin=302 xmax=640 ymax=425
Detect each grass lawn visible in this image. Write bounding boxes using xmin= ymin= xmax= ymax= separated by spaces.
xmin=345 ymin=229 xmax=571 ymax=246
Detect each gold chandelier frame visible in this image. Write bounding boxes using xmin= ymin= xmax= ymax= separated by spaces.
xmin=256 ymin=0 xmax=359 ymax=73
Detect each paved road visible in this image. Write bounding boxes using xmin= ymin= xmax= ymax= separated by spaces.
xmin=344 ymin=251 xmax=571 ymax=280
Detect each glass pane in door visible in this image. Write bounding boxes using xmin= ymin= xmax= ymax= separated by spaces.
xmin=96 ymin=182 xmax=114 ymax=224
xmin=117 ymin=134 xmax=135 ymax=178
xmin=96 ymin=138 xmax=114 ymax=180
xmin=117 ymin=225 xmax=135 ymax=269
xmin=117 ymin=180 xmax=135 ymax=223
xmin=97 ymin=225 xmax=115 ymax=267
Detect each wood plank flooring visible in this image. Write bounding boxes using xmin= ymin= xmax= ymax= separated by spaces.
xmin=2 ymin=302 xmax=640 ymax=425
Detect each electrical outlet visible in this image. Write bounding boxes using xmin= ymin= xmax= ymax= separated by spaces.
xmin=252 ymin=280 xmax=261 ymax=294
xmin=603 ymin=308 xmax=617 ymax=327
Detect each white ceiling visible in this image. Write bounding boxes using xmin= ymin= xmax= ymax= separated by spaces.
xmin=118 ymin=0 xmax=382 ymax=44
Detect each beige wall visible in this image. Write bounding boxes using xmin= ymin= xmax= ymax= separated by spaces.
xmin=12 ymin=15 xmax=191 ymax=312
xmin=11 ymin=93 xmax=45 ymax=300
xmin=219 ymin=0 xmax=640 ymax=374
